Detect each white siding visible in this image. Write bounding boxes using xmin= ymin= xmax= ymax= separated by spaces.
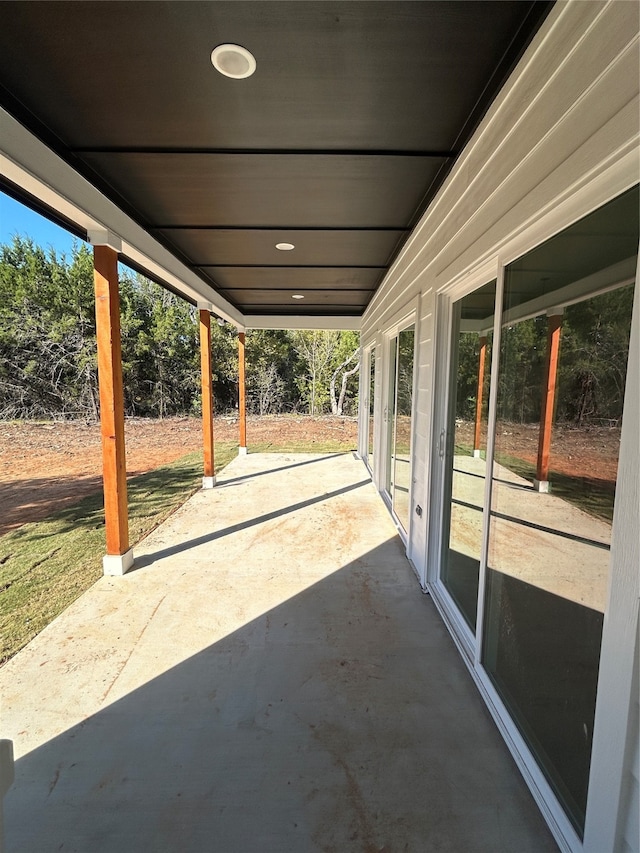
xmin=363 ymin=1 xmax=639 ymax=338
xmin=361 ymin=1 xmax=640 ymax=850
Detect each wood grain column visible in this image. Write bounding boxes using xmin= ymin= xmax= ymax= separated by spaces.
xmin=473 ymin=335 xmax=487 ymax=458
xmin=535 ymin=311 xmax=563 ymax=491
xmin=199 ymin=308 xmax=216 ymax=487
xmin=93 ymin=244 xmax=130 ymax=565
xmin=238 ymin=331 xmax=247 ymax=454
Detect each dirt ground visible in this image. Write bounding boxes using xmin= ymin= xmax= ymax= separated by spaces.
xmin=456 ymin=420 xmax=621 ymax=483
xmin=0 ymin=416 xmax=619 ymax=537
xmin=0 ymin=416 xmax=358 ymax=536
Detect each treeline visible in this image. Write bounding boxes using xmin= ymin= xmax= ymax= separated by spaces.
xmin=0 ymin=238 xmax=359 ymax=420
xmin=456 ymin=283 xmax=635 ymax=427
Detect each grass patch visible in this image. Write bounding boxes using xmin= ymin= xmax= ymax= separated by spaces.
xmin=0 ymin=442 xmax=237 ymax=664
xmin=0 ymin=438 xmax=358 ymax=664
xmin=493 ymin=451 xmax=615 ymax=523
xmin=455 ymin=444 xmax=615 ymax=522
xmin=249 ymin=439 xmax=355 ymax=454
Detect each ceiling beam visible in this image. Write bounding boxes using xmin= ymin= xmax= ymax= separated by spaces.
xmin=71 ymin=147 xmax=455 ymax=158
xmin=195 ymin=264 xmax=385 ymax=270
xmin=0 ymin=107 xmax=244 ymax=326
xmin=244 ymin=315 xmax=361 ymax=331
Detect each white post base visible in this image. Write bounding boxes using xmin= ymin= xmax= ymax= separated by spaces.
xmin=102 ymin=548 xmax=135 ymax=576
xmin=238 ymin=446 xmax=248 ymax=456
xmin=533 ymin=479 xmax=550 ymax=493
xmin=202 ymin=475 xmax=216 ymax=489
xmin=472 ymin=449 xmax=481 ymax=458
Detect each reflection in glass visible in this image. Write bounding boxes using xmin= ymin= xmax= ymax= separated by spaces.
xmin=368 ymin=349 xmax=375 ymax=468
xmin=440 ymin=282 xmax=495 ymax=631
xmin=386 ymin=336 xmax=398 ymax=496
xmin=483 ymin=186 xmax=638 ymax=834
xmin=392 ymin=327 xmax=415 ymax=530
xmin=389 ymin=326 xmax=415 ymax=532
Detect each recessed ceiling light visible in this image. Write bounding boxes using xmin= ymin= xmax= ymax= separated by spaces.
xmin=292 ymin=294 xmax=305 ymax=300
xmin=211 ymin=44 xmax=256 ymax=79
xmin=276 ymin=242 xmax=295 ymax=251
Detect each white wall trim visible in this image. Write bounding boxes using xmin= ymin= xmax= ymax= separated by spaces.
xmin=366 ymin=2 xmax=636 ymax=319
xmin=375 ymin=296 xmax=421 ymax=550
xmin=583 ymin=252 xmax=640 ymax=852
xmin=87 ymin=228 xmax=122 ymax=252
xmin=0 ymin=107 xmax=241 ymax=326
xmin=360 ymin=2 xmax=640 ymax=848
xmin=435 ymin=148 xmax=639 ymax=294
xmin=382 ymin=295 xmax=420 ymax=340
xmin=424 ymin=293 xmax=451 ymax=587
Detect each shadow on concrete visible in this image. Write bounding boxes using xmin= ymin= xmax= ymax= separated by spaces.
xmin=133 ymin=479 xmax=371 ymax=570
xmin=218 ymin=453 xmax=349 ymax=489
xmin=451 ymin=498 xmax=610 ymax=551
xmin=5 ymin=540 xmax=557 ymax=853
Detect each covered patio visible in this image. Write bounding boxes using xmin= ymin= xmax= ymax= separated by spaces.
xmin=1 ymin=452 xmax=555 ymax=852
xmin=1 ymin=2 xmax=638 ymax=849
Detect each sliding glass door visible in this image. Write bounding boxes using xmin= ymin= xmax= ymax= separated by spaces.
xmin=435 ymin=185 xmax=638 ymax=836
xmin=367 ymin=348 xmax=375 ymax=471
xmin=440 ymin=281 xmax=495 ymax=632
xmin=386 ymin=325 xmax=415 ymax=533
xmin=482 ymin=186 xmax=638 ymax=834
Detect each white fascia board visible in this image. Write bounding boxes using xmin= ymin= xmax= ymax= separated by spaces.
xmin=0 ymin=108 xmax=244 ymax=327
xmin=243 ymin=315 xmax=361 ymax=331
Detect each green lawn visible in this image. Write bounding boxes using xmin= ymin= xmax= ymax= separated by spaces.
xmin=0 ymin=443 xmax=240 ymax=664
xmin=0 ymin=438 xmax=356 ymax=665
xmin=251 ymin=439 xmax=355 ymax=454
xmin=454 ymin=443 xmax=615 ymax=524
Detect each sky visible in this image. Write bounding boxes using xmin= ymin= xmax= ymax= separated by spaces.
xmin=0 ymin=191 xmax=80 ymax=257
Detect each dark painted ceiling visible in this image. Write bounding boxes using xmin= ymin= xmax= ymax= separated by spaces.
xmin=0 ymin=1 xmax=552 ymax=318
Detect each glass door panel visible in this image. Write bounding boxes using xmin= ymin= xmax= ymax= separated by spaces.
xmin=385 ymin=336 xmax=398 ymax=495
xmin=482 ymin=186 xmax=638 ymax=835
xmin=368 ymin=348 xmax=375 ymax=468
xmin=440 ymin=281 xmax=496 ymax=631
xmin=391 ymin=326 xmax=415 ymax=532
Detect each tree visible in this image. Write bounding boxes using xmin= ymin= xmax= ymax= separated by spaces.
xmin=245 ymin=329 xmax=300 ymax=414
xmin=557 ymin=284 xmax=634 ymax=426
xmin=0 ymin=236 xmax=363 ymax=420
xmin=329 ymin=346 xmax=360 ymax=415
xmin=0 ymin=237 xmax=98 ymax=419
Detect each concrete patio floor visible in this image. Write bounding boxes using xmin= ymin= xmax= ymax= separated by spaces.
xmin=1 ymin=452 xmax=557 ymax=852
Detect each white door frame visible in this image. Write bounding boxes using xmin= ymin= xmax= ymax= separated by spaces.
xmin=379 ymin=298 xmax=420 ymax=543
xmin=424 ymin=186 xmax=640 ymax=852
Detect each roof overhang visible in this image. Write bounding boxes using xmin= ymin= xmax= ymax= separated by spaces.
xmin=0 ymin=1 xmax=553 ymax=330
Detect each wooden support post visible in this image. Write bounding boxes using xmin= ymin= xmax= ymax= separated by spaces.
xmin=535 ymin=311 xmax=563 ymax=492
xmin=473 ymin=335 xmax=487 ymax=458
xmin=93 ymin=243 xmax=133 ymax=575
xmin=199 ymin=308 xmax=216 ymax=488
xmin=238 ymin=331 xmax=247 ymax=455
